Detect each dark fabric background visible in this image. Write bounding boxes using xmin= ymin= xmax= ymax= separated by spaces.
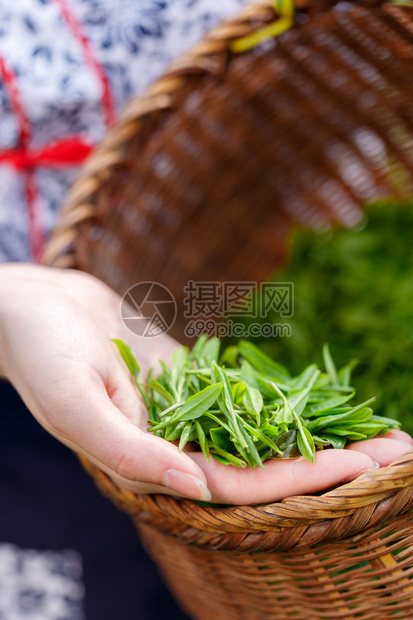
xmin=0 ymin=380 xmax=190 ymax=620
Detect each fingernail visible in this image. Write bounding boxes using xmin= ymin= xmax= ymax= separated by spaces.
xmin=342 ymin=460 xmax=380 ymax=483
xmin=162 ymin=469 xmax=212 ymax=502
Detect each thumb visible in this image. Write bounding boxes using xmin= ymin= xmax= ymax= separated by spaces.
xmin=42 ymin=379 xmax=211 ymax=501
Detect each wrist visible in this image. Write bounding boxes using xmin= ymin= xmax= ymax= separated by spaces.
xmin=0 ymin=262 xmax=41 ymax=379
xmin=0 ymin=263 xmax=19 ymax=378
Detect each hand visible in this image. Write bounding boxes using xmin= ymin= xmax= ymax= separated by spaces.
xmin=188 ymin=429 xmax=413 ymax=504
xmin=0 ymin=264 xmax=211 ymax=501
xmin=1 ymin=264 xmax=411 ymax=507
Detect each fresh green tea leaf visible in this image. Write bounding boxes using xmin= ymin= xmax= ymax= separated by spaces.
xmin=323 ymin=344 xmax=339 ymax=385
xmin=243 ymin=386 xmax=263 ymax=420
xmin=179 ymin=422 xmax=193 ymax=452
xmin=338 ymin=359 xmax=358 ymax=388
xmin=239 ymin=340 xmax=290 ymax=380
xmin=323 ymin=428 xmax=367 ymax=440
xmin=112 ymin=339 xmax=140 ymax=380
xmin=297 ymin=425 xmax=316 ymax=463
xmin=165 ymin=421 xmax=185 ymax=442
xmin=211 ymin=447 xmax=247 ymax=468
xmin=195 ymin=421 xmax=210 ymax=462
xmin=203 ymin=337 xmax=221 ymax=365
xmin=210 ymin=426 xmax=233 ymax=450
xmin=176 ymin=383 xmax=223 ymax=422
xmin=290 ymin=364 xmax=320 ymax=391
xmin=287 ymin=386 xmax=312 ymax=416
xmin=190 ymin=334 xmax=208 ymax=365
xmin=305 ymin=393 xmax=355 ymax=417
xmin=316 ymin=433 xmax=346 ymax=449
xmin=220 ymin=345 xmax=239 ymax=367
xmin=232 ymin=382 xmax=246 ymax=405
xmin=111 ymin=339 xmax=149 ymax=406
xmin=240 ymin=361 xmax=260 ymax=391
xmin=149 ymin=379 xmax=175 ymax=406
xmin=212 ymin=363 xmax=248 ymax=450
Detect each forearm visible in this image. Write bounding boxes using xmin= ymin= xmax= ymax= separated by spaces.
xmin=0 ymin=262 xmax=17 ymax=379
xmin=0 ymin=262 xmax=53 ymax=380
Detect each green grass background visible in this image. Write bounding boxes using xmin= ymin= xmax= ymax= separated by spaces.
xmin=229 ymin=202 xmax=413 ymax=434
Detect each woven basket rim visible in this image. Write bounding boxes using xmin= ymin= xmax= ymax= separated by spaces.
xmin=80 ymin=449 xmax=413 ymax=536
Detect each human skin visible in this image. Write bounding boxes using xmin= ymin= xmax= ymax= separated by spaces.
xmin=0 ymin=263 xmax=411 ymax=505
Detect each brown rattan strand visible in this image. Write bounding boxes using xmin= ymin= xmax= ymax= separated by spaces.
xmin=45 ymin=0 xmax=413 ymax=337
xmin=79 ymin=451 xmax=413 ymax=552
xmin=138 ymin=511 xmax=413 ymax=619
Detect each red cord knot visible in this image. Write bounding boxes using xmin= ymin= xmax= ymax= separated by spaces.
xmin=0 ymin=136 xmax=93 ymax=171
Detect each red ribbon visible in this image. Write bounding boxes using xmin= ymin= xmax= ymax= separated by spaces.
xmin=51 ymin=0 xmax=115 ymax=128
xmin=0 ymin=137 xmax=93 ymax=263
xmin=0 ymin=137 xmax=93 ymax=171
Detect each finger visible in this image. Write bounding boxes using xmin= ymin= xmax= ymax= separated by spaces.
xmin=107 ymin=359 xmax=148 ymax=427
xmin=346 ymin=437 xmax=413 ymax=467
xmin=109 ymin=338 xmax=179 ymax=426
xmin=105 ymin=355 xmax=208 ymax=496
xmin=379 ymin=430 xmax=413 ymax=445
xmin=189 ymin=449 xmax=376 ymax=505
xmin=40 ymin=374 xmax=211 ymax=501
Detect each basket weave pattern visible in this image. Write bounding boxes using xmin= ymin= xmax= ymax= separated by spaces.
xmin=47 ymin=0 xmax=413 ymax=616
xmin=80 ymin=453 xmax=413 ymax=618
xmin=140 ymin=516 xmax=413 ymax=619
xmin=46 ymin=0 xmax=413 ymax=336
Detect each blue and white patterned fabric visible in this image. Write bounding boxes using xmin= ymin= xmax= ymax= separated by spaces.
xmin=0 ymin=0 xmax=246 ymax=263
xmin=0 ymin=544 xmax=84 ymax=620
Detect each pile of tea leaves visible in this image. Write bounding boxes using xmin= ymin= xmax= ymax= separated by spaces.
xmin=113 ymin=337 xmax=399 ymax=468
xmin=237 ymin=202 xmax=413 ymax=434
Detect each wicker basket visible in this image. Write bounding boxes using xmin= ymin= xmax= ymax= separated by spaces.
xmin=45 ymin=0 xmax=413 ymax=617
xmin=80 ymin=455 xmax=413 ymax=619
xmin=45 ymin=0 xmax=413 ymax=336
